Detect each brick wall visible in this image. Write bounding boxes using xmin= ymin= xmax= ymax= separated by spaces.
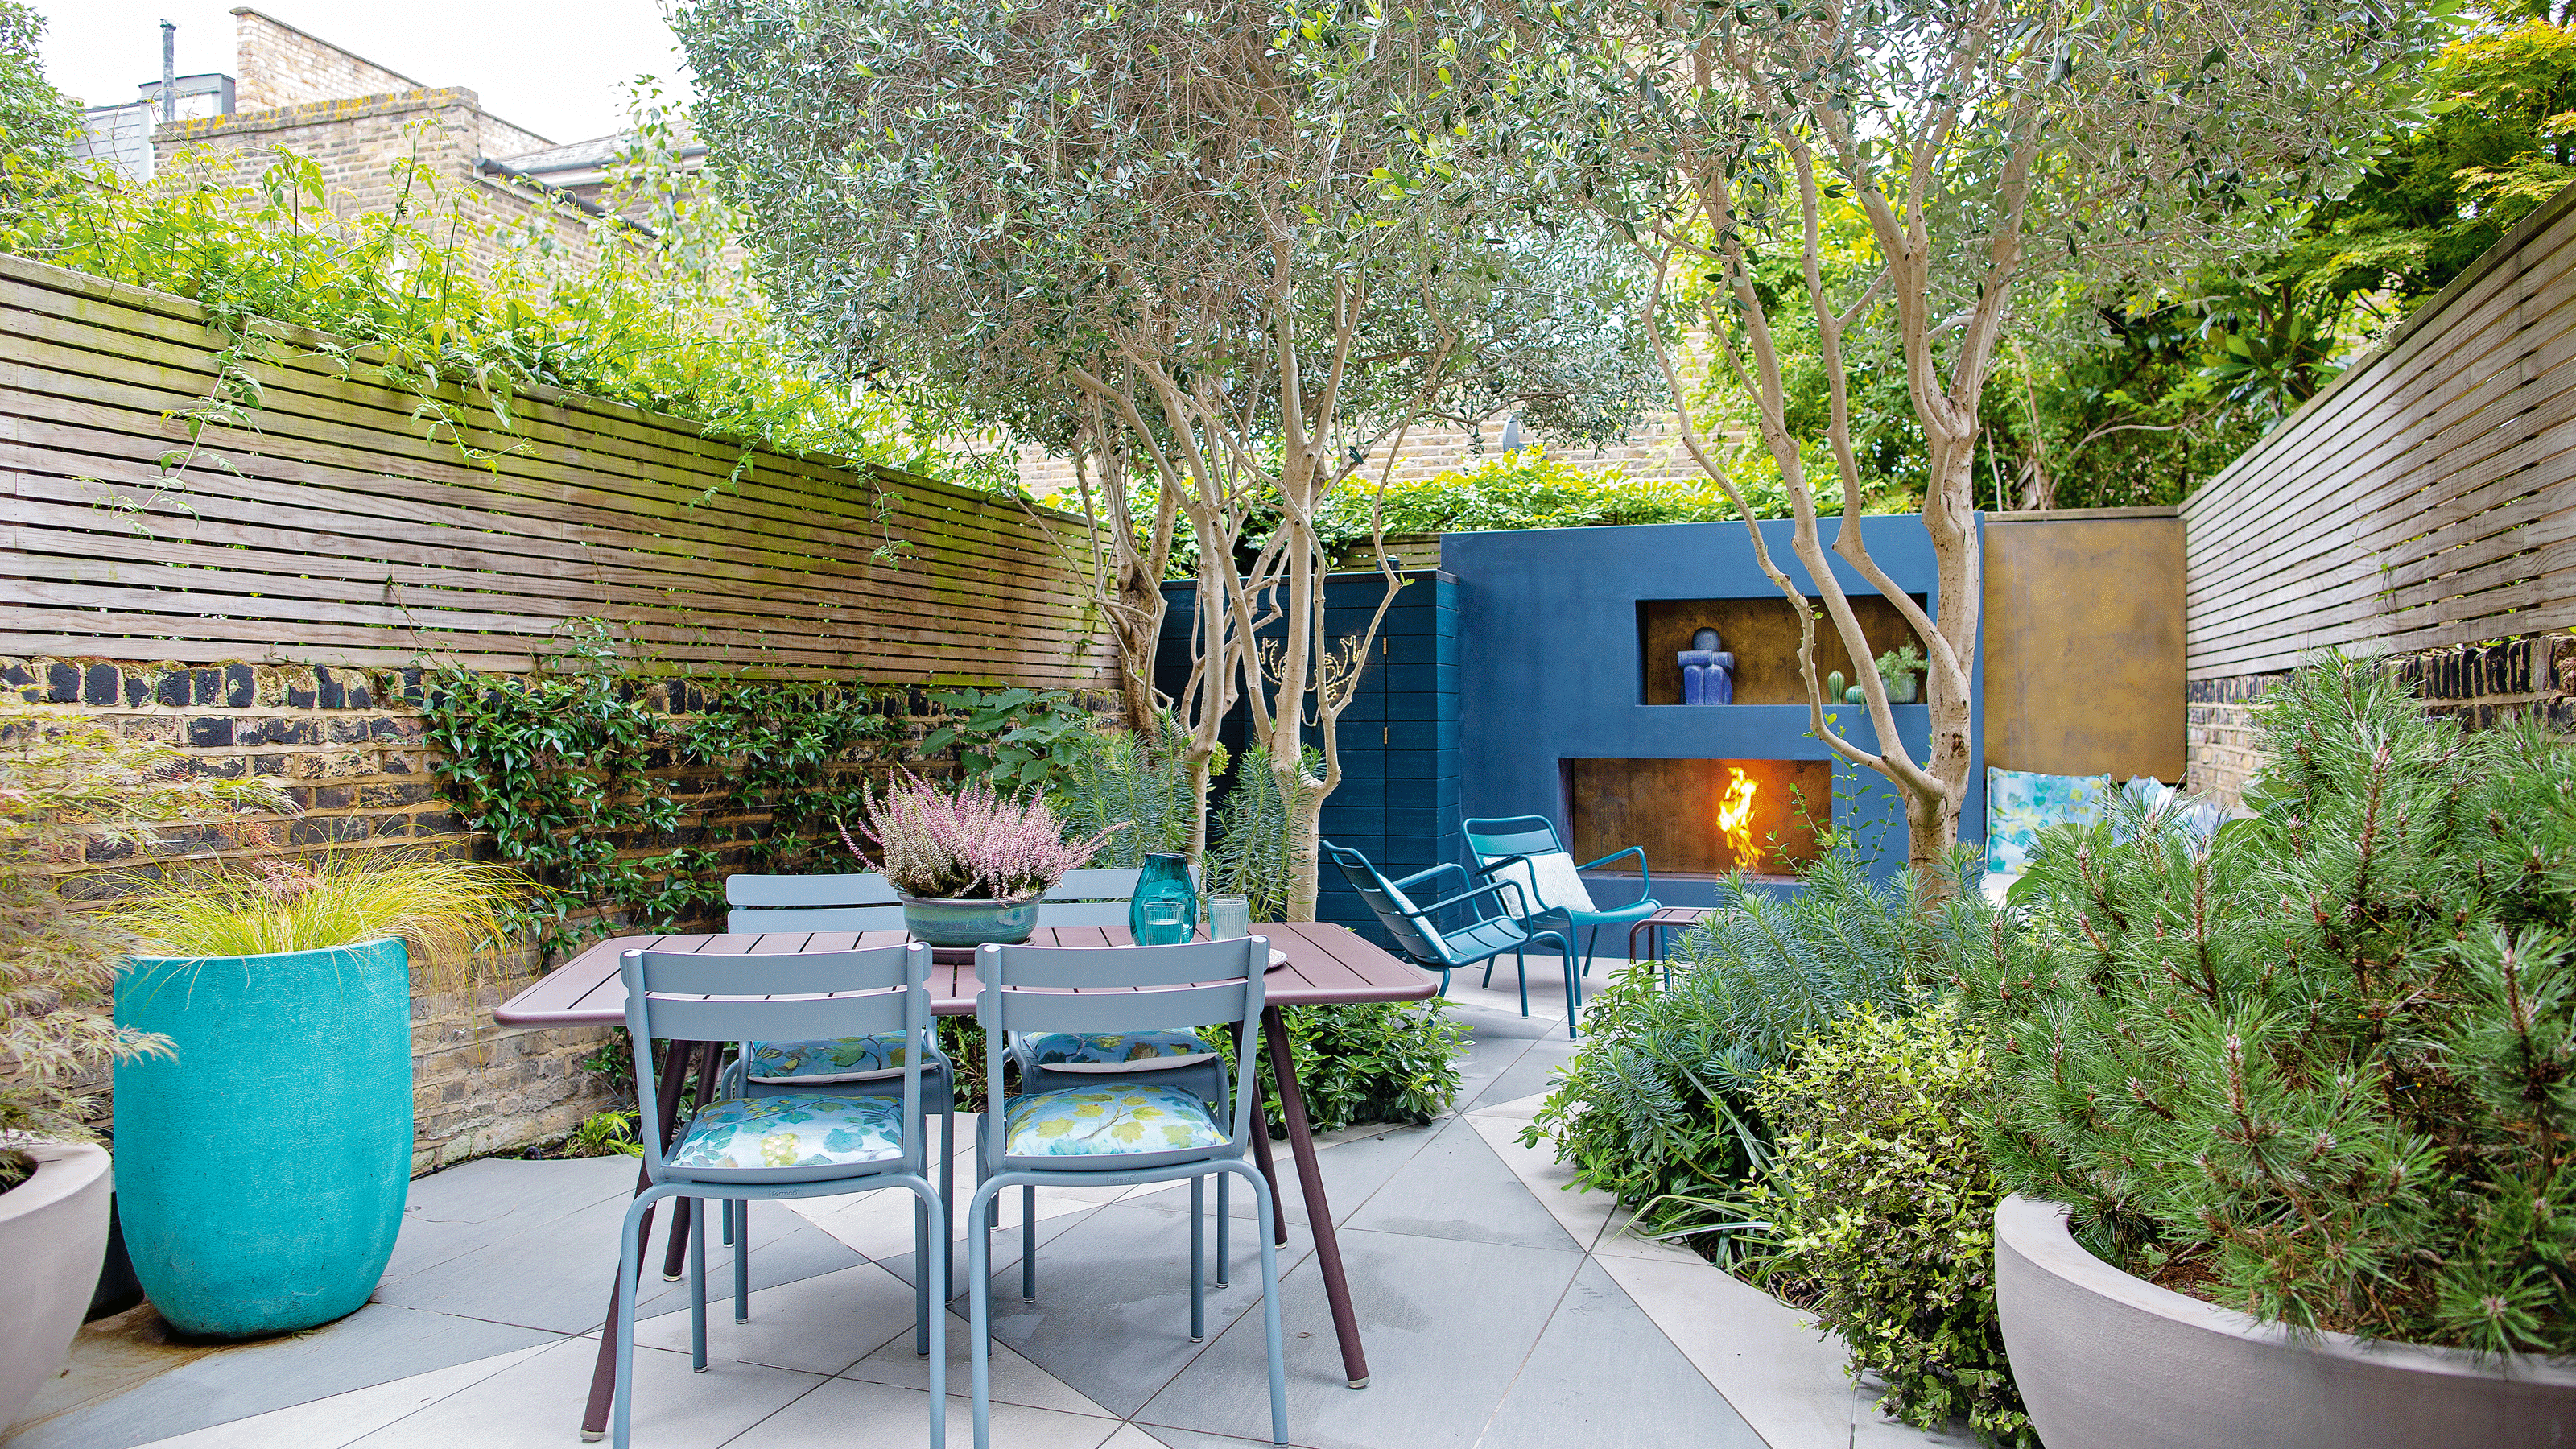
xmin=2186 ymin=634 xmax=2576 ymax=807
xmin=232 ymin=8 xmax=429 ymax=113
xmin=8 ymin=654 xmax=1020 ymax=1174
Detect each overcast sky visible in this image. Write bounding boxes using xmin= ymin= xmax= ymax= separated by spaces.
xmin=38 ymin=2 xmax=693 ymax=146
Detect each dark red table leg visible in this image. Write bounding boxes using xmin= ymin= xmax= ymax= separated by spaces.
xmin=1261 ymin=1005 xmax=1370 ymax=1389
xmin=1248 ymin=1097 xmax=1289 ymax=1249
xmin=580 ymin=1038 xmax=704 ymax=1442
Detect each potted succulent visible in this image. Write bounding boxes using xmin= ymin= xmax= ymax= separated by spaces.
xmin=1953 ymin=656 xmax=2576 ymax=1448
xmin=110 ymin=848 xmax=528 ymax=1339
xmin=1 ymin=711 xmax=287 ymax=1429
xmin=841 ymin=774 xmax=1119 ymax=947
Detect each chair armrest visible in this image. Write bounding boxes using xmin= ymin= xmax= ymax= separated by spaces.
xmin=1390 ymin=861 xmax=1472 ymax=893
xmin=1576 ymin=846 xmax=1652 ymax=905
xmin=1471 ymin=853 xmax=1532 ymax=880
xmin=1414 ymin=877 xmax=1532 ymax=922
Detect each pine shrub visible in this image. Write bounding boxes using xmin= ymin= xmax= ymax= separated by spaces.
xmin=1753 ymin=1005 xmax=2033 ymax=1445
xmin=1951 ymin=654 xmax=2576 ymax=1354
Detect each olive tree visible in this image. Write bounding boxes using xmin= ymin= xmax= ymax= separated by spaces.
xmin=1514 ymin=0 xmax=2448 ymax=873
xmin=675 ymin=0 xmax=1653 ymax=912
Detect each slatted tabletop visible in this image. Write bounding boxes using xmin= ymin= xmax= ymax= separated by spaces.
xmin=493 ymin=921 xmax=1434 ymax=1027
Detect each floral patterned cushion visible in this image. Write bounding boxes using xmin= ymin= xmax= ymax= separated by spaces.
xmin=1001 ymin=1084 xmax=1228 ymax=1158
xmin=745 ymin=1034 xmax=926 ymax=1084
xmin=667 ymin=1093 xmax=907 ymax=1171
xmin=1986 ymin=767 xmax=2114 ymax=875
xmin=1020 ymin=1031 xmax=1219 ymax=1075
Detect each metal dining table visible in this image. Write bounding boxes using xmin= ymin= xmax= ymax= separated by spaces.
xmin=493 ymin=920 xmax=1435 ymax=1441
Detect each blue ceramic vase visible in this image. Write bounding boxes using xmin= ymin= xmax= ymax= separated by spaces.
xmin=114 ymin=938 xmax=413 ymax=1338
xmin=1129 ymin=853 xmax=1199 ymax=944
xmin=898 ymin=894 xmax=1040 ymax=947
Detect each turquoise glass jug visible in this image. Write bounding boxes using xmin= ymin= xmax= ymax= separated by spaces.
xmin=1129 ymin=852 xmax=1199 ymax=944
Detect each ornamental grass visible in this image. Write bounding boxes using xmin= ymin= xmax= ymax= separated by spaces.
xmin=114 ymin=848 xmax=533 ymax=983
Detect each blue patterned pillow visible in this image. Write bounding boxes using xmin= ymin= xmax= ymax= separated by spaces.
xmin=1021 ymin=1031 xmax=1219 ymax=1074
xmin=1986 ymin=768 xmax=2113 ymax=875
xmin=667 ymin=1093 xmax=906 ymax=1170
xmin=745 ymin=1033 xmax=923 ymax=1084
xmin=1002 ymin=1084 xmax=1228 ymax=1158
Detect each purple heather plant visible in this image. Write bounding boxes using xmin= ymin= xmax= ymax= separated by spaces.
xmin=840 ymin=773 xmax=1122 ymax=903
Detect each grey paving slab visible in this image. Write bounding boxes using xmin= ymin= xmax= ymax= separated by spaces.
xmin=724 ymin=1375 xmax=1121 ymax=1449
xmin=378 ymin=1156 xmax=638 ymax=1290
xmin=365 ymin=1186 xmax=638 ymax=1334
xmin=950 ymin=1199 xmax=1308 ymax=1420
xmin=342 ymin=1335 xmax=824 ymax=1449
xmin=1475 ymin=1258 xmax=1767 ymax=1449
xmin=1462 ymin=1039 xmax=1576 ymax=1113
xmin=2 ymin=1304 xmax=554 ymax=1449
xmin=634 ymin=1220 xmax=869 ymax=1321
xmin=1117 ymin=1125 xmax=1439 ymax=1236
xmin=1126 ymin=1426 xmax=1283 ymax=1449
xmin=1133 ymin=1229 xmax=1584 ymax=1449
xmin=1340 ymin=1118 xmax=1580 ymax=1252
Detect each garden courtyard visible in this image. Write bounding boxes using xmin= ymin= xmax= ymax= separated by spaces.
xmin=10 ymin=974 xmax=1967 ymax=1449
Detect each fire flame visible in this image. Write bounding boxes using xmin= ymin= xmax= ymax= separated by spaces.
xmin=1717 ymin=767 xmax=1759 ymax=869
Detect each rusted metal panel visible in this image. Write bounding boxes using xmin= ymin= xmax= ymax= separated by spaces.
xmin=1983 ymin=511 xmax=2185 ymax=781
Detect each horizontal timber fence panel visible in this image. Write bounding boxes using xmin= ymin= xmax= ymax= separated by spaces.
xmin=2183 ymin=183 xmax=2576 ymax=679
xmin=0 ymin=253 xmax=1112 ymax=683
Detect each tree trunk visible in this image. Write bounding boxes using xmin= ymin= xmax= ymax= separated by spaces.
xmin=1278 ymin=758 xmax=1324 ymax=922
xmin=1109 ymin=559 xmax=1165 ymax=733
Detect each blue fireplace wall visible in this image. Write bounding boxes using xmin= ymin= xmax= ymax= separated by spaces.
xmin=1442 ymin=514 xmax=1984 ymax=907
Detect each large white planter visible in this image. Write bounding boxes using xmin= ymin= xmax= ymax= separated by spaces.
xmin=1995 ymin=1194 xmax=2576 ymax=1448
xmin=0 ymin=1140 xmax=112 ymax=1432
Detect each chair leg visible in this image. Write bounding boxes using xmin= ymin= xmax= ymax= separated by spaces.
xmin=1216 ymin=1172 xmax=1231 ymax=1289
xmin=1563 ymin=937 xmax=1583 ymax=1040
xmin=1480 ymin=953 xmax=1496 ymax=989
xmin=1190 ymin=1177 xmax=1207 ymax=1341
xmin=1021 ymin=1183 xmax=1037 ymax=1302
xmin=1583 ymin=925 xmax=1600 ymax=978
xmin=733 ymin=1199 xmax=750 ymax=1323
xmin=914 ymin=1180 xmax=932 ymax=1356
xmin=968 ymin=1180 xmax=999 ymax=1449
xmin=912 ymin=1176 xmax=949 ymax=1449
xmin=610 ymin=1187 xmax=672 ymax=1449
xmin=720 ymin=1197 xmax=733 ymax=1248
xmin=940 ymin=1106 xmax=957 ymax=1312
xmin=689 ymin=1197 xmax=708 ymax=1373
xmin=1234 ymin=1163 xmax=1290 ymax=1445
xmin=1517 ymin=950 xmax=1530 ymax=1018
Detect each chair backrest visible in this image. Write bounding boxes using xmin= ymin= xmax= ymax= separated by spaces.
xmin=724 ymin=872 xmax=906 ymax=933
xmin=1462 ymin=815 xmax=1598 ymax=917
xmin=1036 ymin=865 xmax=1180 ymax=927
xmin=621 ymin=943 xmax=930 ymax=1179
xmin=1322 ymin=841 xmax=1452 ymax=968
xmin=974 ymin=936 xmax=1267 ymax=1161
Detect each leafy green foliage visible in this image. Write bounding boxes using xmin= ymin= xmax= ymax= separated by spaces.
xmin=0 ymin=1 xmax=71 ymax=167
xmin=1752 ymin=1005 xmax=2032 ymax=1446
xmin=1205 ymin=1001 xmax=1469 ymax=1138
xmin=1951 ymin=654 xmax=2576 ymax=1353
xmin=1056 ymin=714 xmax=1202 ymax=868
xmin=682 ymin=678 xmax=902 ymax=874
xmin=1520 ymin=849 xmax=1960 ymax=1243
xmin=1206 ymin=745 xmax=1312 ymax=922
xmin=0 ymin=707 xmax=291 ymax=1181
xmin=923 ymin=688 xmax=1094 ymax=798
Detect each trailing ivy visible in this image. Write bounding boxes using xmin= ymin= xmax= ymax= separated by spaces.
xmin=682 ymin=677 xmax=904 ymax=873
xmin=922 ymin=687 xmax=1096 ymax=797
xmin=420 ymin=623 xmax=721 ymax=960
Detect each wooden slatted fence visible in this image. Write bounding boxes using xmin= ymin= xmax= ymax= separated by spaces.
xmin=2182 ymin=183 xmax=2576 ymax=679
xmin=1 ymin=252 xmax=1110 ymax=683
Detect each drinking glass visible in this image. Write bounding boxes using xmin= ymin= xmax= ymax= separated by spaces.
xmin=1208 ymin=894 xmax=1252 ymax=941
xmin=1138 ymin=897 xmax=1191 ymax=946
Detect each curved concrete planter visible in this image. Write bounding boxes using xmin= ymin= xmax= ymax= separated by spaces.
xmin=116 ymin=939 xmax=413 ymax=1339
xmin=0 ymin=1140 xmax=112 ymax=1432
xmin=1996 ymin=1194 xmax=2576 ymax=1448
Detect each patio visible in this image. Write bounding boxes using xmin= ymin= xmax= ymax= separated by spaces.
xmin=5 ymin=971 xmax=1965 ymax=1449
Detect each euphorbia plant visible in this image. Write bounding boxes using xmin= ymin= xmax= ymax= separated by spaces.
xmin=840 ymin=774 xmax=1119 ymax=903
xmin=0 ymin=708 xmax=288 ymax=1185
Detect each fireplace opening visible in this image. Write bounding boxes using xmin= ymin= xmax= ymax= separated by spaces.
xmin=1565 ymin=758 xmax=1831 ymax=879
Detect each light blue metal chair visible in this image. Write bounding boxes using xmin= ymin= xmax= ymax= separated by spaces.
xmin=724 ymin=870 xmax=906 ymax=932
xmin=611 ymin=943 xmax=947 ymax=1449
xmin=1323 ymin=840 xmax=1583 ymax=1037
xmin=1034 ymin=866 xmax=1147 ymax=927
xmin=1462 ymin=815 xmax=1659 ymax=979
xmin=964 ymin=936 xmax=1290 ymax=1448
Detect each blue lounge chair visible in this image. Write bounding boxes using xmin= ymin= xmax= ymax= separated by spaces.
xmin=1462 ymin=815 xmax=1659 ymax=978
xmin=1323 ymin=840 xmax=1583 ymax=1038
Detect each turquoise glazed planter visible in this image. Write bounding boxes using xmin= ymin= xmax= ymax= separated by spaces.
xmin=114 ymin=938 xmax=412 ymax=1339
xmin=898 ymin=894 xmax=1038 ymax=947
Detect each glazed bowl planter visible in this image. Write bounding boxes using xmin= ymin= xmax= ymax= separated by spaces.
xmin=114 ymin=939 xmax=413 ymax=1339
xmin=0 ymin=1140 xmax=112 ymax=1431
xmin=1995 ymin=1194 xmax=2576 ymax=1448
xmin=898 ymin=894 xmax=1038 ymax=948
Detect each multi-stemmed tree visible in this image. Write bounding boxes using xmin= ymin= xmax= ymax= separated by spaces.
xmin=675 ymin=0 xmax=1653 ymax=912
xmin=1511 ymin=0 xmax=2449 ymax=873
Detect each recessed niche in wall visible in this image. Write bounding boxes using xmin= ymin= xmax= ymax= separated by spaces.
xmin=1566 ymin=758 xmax=1831 ymax=880
xmin=1637 ymin=595 xmax=1927 ymax=705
